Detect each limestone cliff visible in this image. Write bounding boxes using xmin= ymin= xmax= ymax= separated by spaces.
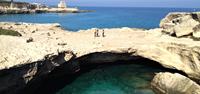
xmin=1 ymin=12 xmax=200 ymax=94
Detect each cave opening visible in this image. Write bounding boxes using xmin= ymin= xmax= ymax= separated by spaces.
xmin=20 ymin=53 xmax=186 ymax=94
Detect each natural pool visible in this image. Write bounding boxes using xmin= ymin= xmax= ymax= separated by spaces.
xmin=55 ymin=60 xmax=164 ymax=94
xmin=22 ymin=59 xmax=166 ymax=94
xmin=57 ymin=64 xmax=155 ymax=94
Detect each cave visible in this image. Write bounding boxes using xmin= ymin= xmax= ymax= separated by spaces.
xmin=19 ymin=52 xmax=185 ymax=94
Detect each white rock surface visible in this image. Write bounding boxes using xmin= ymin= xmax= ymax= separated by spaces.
xmin=151 ymin=72 xmax=200 ymax=94
xmin=1 ymin=12 xmax=200 ymax=94
xmin=160 ymin=12 xmax=200 ymax=38
xmin=1 ymin=22 xmax=200 ymax=80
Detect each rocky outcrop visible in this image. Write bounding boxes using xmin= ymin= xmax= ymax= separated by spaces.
xmin=0 ymin=33 xmax=76 ymax=94
xmin=151 ymin=72 xmax=200 ymax=94
xmin=160 ymin=12 xmax=200 ymax=38
xmin=0 ymin=1 xmax=34 ymax=9
xmin=0 ymin=50 xmax=74 ymax=94
xmin=193 ymin=24 xmax=200 ymax=39
xmin=0 ymin=9 xmax=33 ymax=14
xmin=1 ymin=12 xmax=200 ymax=94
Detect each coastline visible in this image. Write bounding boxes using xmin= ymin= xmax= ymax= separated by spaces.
xmin=0 ymin=1 xmax=93 ymax=14
xmin=0 ymin=7 xmax=93 ymax=14
xmin=0 ymin=12 xmax=200 ymax=94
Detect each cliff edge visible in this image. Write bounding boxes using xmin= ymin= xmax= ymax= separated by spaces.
xmin=1 ymin=12 xmax=200 ymax=94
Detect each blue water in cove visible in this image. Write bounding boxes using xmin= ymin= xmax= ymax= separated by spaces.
xmin=56 ymin=63 xmax=163 ymax=94
xmin=30 ymin=60 xmax=166 ymax=94
xmin=0 ymin=7 xmax=200 ymax=31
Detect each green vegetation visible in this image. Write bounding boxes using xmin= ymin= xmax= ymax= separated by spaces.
xmin=0 ymin=28 xmax=21 ymax=36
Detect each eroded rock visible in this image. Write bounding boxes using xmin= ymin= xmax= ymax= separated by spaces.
xmin=160 ymin=12 xmax=200 ymax=38
xmin=193 ymin=24 xmax=200 ymax=39
xmin=151 ymin=72 xmax=200 ymax=94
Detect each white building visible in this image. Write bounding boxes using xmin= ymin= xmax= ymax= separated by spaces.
xmin=58 ymin=0 xmax=67 ymax=8
xmin=10 ymin=0 xmax=14 ymax=8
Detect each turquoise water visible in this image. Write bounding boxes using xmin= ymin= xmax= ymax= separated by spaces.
xmin=0 ymin=7 xmax=200 ymax=31
xmin=56 ymin=62 xmax=164 ymax=94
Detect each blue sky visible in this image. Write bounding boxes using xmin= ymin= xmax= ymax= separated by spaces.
xmin=15 ymin=0 xmax=200 ymax=8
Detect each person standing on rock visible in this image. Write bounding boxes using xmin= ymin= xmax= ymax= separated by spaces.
xmin=96 ymin=29 xmax=100 ymax=37
xmin=102 ymin=29 xmax=105 ymax=37
xmin=94 ymin=29 xmax=100 ymax=37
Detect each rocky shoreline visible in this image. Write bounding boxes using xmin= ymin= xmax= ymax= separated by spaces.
xmin=0 ymin=12 xmax=200 ymax=94
xmin=0 ymin=1 xmax=91 ymax=14
xmin=0 ymin=8 xmax=92 ymax=14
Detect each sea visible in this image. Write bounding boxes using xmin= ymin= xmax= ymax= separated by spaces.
xmin=1 ymin=7 xmax=200 ymax=94
xmin=0 ymin=7 xmax=200 ymax=31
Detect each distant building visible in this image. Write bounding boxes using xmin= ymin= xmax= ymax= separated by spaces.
xmin=31 ymin=3 xmax=47 ymax=9
xmin=58 ymin=0 xmax=67 ymax=8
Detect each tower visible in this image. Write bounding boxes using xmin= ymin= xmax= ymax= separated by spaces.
xmin=58 ymin=0 xmax=67 ymax=8
xmin=10 ymin=0 xmax=14 ymax=8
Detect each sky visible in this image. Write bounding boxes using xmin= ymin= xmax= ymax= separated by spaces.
xmin=12 ymin=0 xmax=200 ymax=8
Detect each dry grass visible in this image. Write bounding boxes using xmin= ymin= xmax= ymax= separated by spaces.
xmin=0 ymin=28 xmax=21 ymax=36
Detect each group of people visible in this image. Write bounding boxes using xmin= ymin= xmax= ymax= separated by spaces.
xmin=94 ymin=29 xmax=105 ymax=37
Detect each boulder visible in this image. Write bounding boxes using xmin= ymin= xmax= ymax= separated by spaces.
xmin=193 ymin=24 xmax=200 ymax=39
xmin=160 ymin=12 xmax=200 ymax=38
xmin=151 ymin=72 xmax=200 ymax=94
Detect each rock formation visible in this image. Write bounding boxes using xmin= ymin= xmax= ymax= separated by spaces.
xmin=160 ymin=12 xmax=200 ymax=39
xmin=1 ymin=12 xmax=200 ymax=94
xmin=151 ymin=72 xmax=200 ymax=94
